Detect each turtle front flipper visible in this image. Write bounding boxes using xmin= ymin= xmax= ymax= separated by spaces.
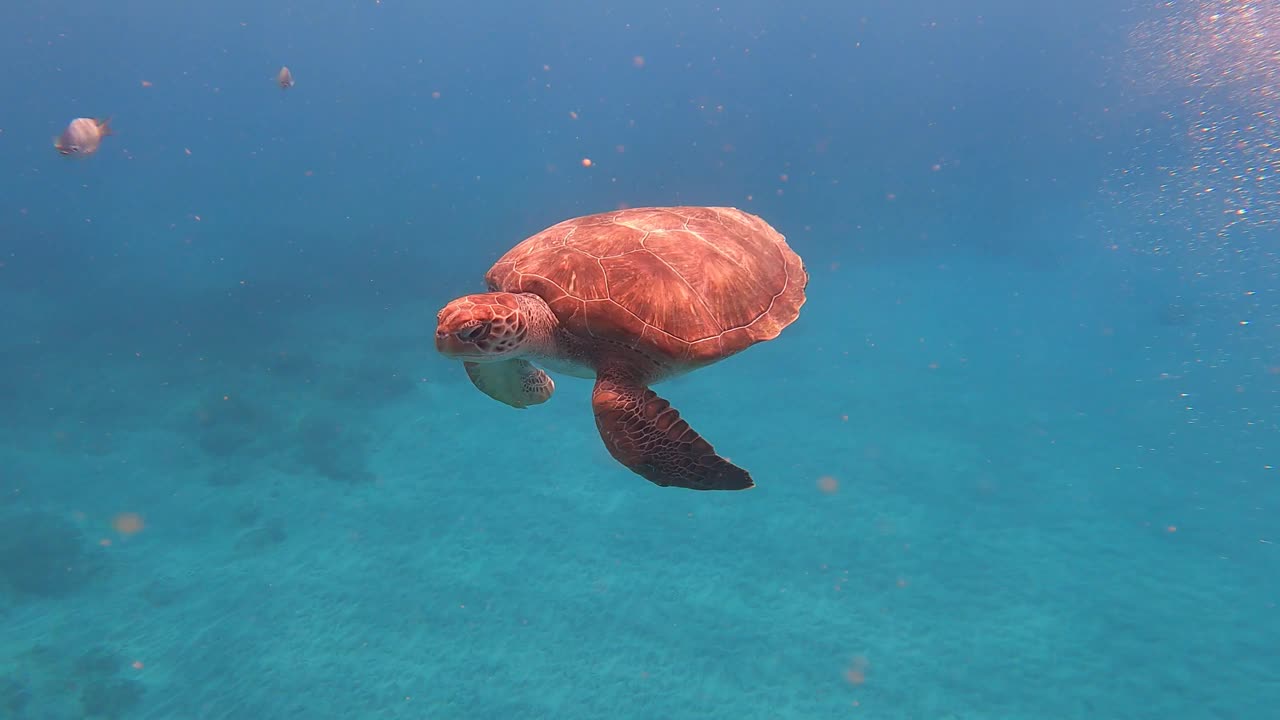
xmin=591 ymin=371 xmax=753 ymax=491
xmin=464 ymin=360 xmax=554 ymax=409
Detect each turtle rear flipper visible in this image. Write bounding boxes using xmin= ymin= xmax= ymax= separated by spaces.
xmin=591 ymin=370 xmax=753 ymax=491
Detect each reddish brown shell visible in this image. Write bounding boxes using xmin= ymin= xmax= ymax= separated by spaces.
xmin=485 ymin=206 xmax=807 ymax=366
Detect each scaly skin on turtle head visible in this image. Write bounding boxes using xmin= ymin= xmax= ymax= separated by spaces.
xmin=435 ymin=292 xmax=530 ymax=362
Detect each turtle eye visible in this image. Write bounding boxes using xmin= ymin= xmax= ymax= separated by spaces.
xmin=458 ymin=322 xmax=490 ymax=342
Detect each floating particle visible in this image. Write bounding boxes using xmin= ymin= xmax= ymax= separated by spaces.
xmin=843 ymin=656 xmax=869 ymax=685
xmin=112 ymin=513 xmax=145 ymax=535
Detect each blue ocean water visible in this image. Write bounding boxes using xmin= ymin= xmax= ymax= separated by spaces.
xmin=1 ymin=0 xmax=1277 ymax=718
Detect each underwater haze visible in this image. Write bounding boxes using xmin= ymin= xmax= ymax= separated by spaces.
xmin=1 ymin=0 xmax=1278 ymax=718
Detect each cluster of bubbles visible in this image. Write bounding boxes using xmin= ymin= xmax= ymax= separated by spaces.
xmin=1111 ymin=0 xmax=1280 ymax=272
xmin=1101 ymin=2 xmax=1280 ymax=456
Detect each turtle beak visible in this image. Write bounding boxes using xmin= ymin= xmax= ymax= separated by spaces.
xmin=435 ymin=322 xmax=490 ymax=358
xmin=435 ymin=328 xmax=463 ymax=356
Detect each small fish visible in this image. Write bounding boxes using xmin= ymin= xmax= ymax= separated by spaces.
xmin=54 ymin=117 xmax=112 ymax=158
xmin=277 ymin=66 xmax=294 ymax=90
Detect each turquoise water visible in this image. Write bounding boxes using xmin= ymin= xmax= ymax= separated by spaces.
xmin=2 ymin=2 xmax=1277 ymax=718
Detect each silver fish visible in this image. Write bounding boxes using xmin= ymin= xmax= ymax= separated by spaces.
xmin=54 ymin=117 xmax=112 ymax=157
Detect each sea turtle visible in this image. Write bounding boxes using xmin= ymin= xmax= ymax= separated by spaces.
xmin=434 ymin=206 xmax=807 ymax=490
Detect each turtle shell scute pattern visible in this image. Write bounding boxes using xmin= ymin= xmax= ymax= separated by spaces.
xmin=486 ymin=206 xmax=807 ymax=366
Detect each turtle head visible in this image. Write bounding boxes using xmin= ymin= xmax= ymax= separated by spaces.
xmin=435 ymin=292 xmax=529 ymax=361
